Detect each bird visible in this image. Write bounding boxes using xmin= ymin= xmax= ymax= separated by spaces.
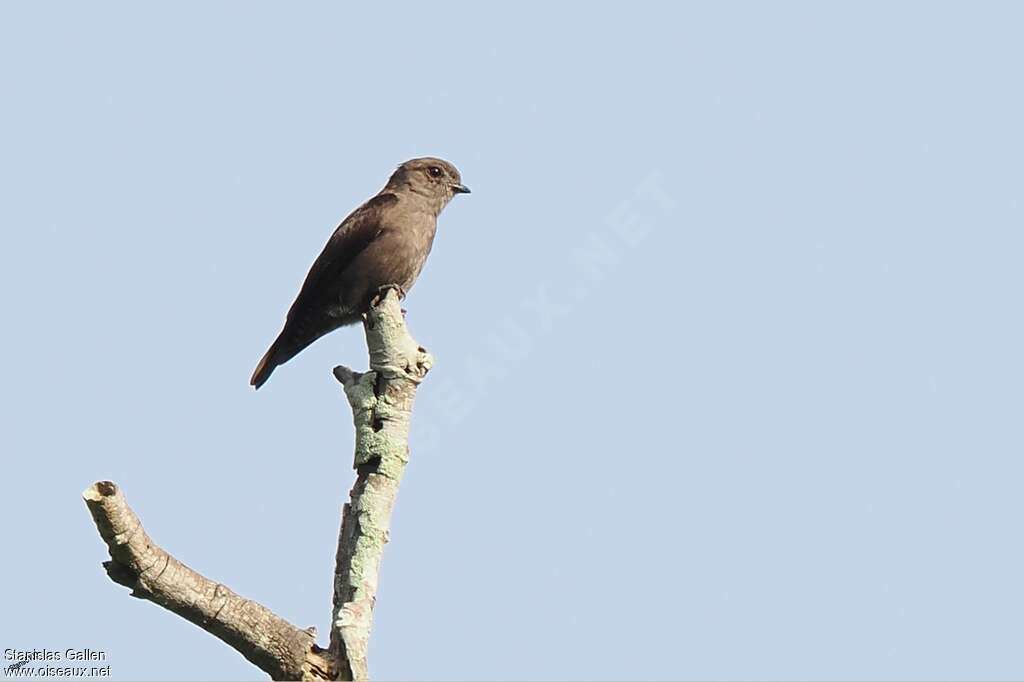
xmin=250 ymin=157 xmax=469 ymax=389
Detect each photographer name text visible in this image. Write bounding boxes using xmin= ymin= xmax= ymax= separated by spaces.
xmin=4 ymin=650 xmax=106 ymax=663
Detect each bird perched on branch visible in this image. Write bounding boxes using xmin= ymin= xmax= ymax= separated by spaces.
xmin=250 ymin=157 xmax=470 ymax=389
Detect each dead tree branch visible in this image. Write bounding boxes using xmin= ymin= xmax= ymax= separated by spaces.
xmin=83 ymin=287 xmax=429 ymax=681
xmin=329 ymin=287 xmax=433 ymax=681
xmin=82 ymin=481 xmax=331 ymax=680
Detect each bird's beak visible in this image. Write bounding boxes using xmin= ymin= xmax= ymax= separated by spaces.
xmin=451 ymin=183 xmax=471 ymax=194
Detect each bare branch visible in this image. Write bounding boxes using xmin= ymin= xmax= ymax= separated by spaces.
xmin=83 ymin=481 xmax=331 ymax=680
xmin=83 ymin=288 xmax=428 ymax=681
xmin=329 ymin=287 xmax=432 ymax=681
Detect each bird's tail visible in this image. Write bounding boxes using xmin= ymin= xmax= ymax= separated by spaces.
xmin=250 ymin=339 xmax=283 ymax=389
xmin=251 ymin=315 xmax=350 ymax=389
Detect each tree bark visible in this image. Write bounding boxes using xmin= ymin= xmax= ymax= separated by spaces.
xmin=329 ymin=288 xmax=433 ymax=681
xmin=83 ymin=288 xmax=429 ymax=681
xmin=82 ymin=481 xmax=331 ymax=680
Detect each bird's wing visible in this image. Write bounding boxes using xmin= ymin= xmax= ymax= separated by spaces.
xmin=285 ymin=192 xmax=399 ymax=320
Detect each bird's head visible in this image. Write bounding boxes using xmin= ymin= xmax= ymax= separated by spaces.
xmin=386 ymin=157 xmax=470 ymax=213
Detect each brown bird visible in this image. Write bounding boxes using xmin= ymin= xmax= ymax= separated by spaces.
xmin=250 ymin=157 xmax=469 ymax=389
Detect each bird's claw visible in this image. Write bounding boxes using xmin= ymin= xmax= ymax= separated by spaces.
xmin=372 ymin=284 xmax=407 ymax=307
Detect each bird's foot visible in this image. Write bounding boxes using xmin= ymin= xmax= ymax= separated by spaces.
xmin=372 ymin=284 xmax=407 ymax=307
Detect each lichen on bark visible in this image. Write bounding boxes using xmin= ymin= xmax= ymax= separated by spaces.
xmin=329 ymin=287 xmax=432 ymax=681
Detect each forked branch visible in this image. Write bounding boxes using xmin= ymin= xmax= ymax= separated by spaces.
xmin=83 ymin=287 xmax=430 ymax=681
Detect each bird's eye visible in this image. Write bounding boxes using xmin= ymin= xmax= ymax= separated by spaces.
xmin=428 ymin=166 xmax=442 ymax=178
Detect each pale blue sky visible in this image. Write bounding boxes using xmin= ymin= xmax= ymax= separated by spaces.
xmin=2 ymin=2 xmax=1023 ymax=680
